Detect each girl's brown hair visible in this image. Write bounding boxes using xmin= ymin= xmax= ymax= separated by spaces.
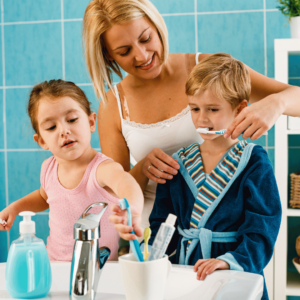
xmin=186 ymin=53 xmax=251 ymax=108
xmin=27 ymin=79 xmax=92 ymax=135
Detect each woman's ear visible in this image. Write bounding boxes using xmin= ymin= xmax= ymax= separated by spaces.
xmin=236 ymin=100 xmax=248 ymax=116
xmin=89 ymin=112 xmax=97 ymax=133
xmin=33 ymin=134 xmax=49 ymax=150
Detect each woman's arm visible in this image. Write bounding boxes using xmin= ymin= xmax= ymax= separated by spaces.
xmin=98 ymin=90 xmax=180 ymax=189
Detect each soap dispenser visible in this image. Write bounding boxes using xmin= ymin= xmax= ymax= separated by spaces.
xmin=5 ymin=211 xmax=52 ymax=299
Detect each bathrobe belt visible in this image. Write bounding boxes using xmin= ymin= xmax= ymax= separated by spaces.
xmin=177 ymin=226 xmax=237 ymax=265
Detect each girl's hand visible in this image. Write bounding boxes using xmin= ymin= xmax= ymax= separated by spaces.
xmin=0 ymin=207 xmax=17 ymax=231
xmin=143 ymin=148 xmax=180 ymax=184
xmin=224 ymin=95 xmax=283 ymax=140
xmin=194 ymin=259 xmax=230 ymax=280
xmin=109 ymin=204 xmax=143 ymax=241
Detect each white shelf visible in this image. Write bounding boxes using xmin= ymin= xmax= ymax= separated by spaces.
xmin=287 ymin=129 xmax=300 ymax=135
xmin=286 ymin=272 xmax=300 ymax=296
xmin=274 ymin=38 xmax=300 ymax=300
xmin=287 ymin=209 xmax=300 ymax=217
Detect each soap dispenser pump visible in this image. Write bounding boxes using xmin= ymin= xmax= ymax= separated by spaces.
xmin=5 ymin=211 xmax=52 ymax=299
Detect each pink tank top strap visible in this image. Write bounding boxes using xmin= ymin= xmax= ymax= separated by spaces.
xmin=40 ymin=156 xmax=56 ymax=191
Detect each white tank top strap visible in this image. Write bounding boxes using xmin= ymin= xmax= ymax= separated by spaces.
xmin=114 ymin=85 xmax=124 ymax=124
xmin=195 ymin=52 xmax=202 ymax=65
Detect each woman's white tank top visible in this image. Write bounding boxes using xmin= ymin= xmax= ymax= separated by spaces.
xmin=114 ymin=53 xmax=203 ymax=230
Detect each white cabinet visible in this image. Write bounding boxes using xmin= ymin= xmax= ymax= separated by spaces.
xmin=274 ymin=38 xmax=300 ymax=300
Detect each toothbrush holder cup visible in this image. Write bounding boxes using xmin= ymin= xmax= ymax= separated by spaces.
xmin=119 ymin=253 xmax=172 ymax=300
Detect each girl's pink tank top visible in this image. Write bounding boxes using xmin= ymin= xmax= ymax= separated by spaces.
xmin=40 ymin=152 xmax=120 ymax=261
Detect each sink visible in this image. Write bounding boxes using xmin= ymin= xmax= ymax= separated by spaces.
xmin=0 ymin=262 xmax=263 ymax=300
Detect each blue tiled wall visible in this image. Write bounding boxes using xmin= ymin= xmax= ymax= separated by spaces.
xmin=0 ymin=0 xmax=299 ymax=277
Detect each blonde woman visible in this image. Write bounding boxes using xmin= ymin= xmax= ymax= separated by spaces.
xmin=83 ymin=0 xmax=300 ymax=234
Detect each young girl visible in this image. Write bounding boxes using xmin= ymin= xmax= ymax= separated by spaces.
xmin=0 ymin=79 xmax=143 ymax=261
xmin=110 ymin=54 xmax=281 ymax=300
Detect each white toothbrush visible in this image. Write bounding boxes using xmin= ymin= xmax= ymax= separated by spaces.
xmin=196 ymin=127 xmax=227 ymax=135
xmin=0 ymin=218 xmax=7 ymax=226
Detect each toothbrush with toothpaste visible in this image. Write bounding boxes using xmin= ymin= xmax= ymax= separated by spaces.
xmin=197 ymin=127 xmax=268 ymax=136
xmin=196 ymin=127 xmax=227 ymax=135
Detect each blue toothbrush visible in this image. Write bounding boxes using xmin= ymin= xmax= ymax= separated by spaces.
xmin=119 ymin=198 xmax=144 ymax=262
xmin=196 ymin=127 xmax=227 ymax=135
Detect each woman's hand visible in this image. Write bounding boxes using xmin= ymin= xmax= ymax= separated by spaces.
xmin=109 ymin=204 xmax=143 ymax=241
xmin=224 ymin=94 xmax=284 ymax=140
xmin=143 ymin=148 xmax=180 ymax=184
xmin=194 ymin=259 xmax=230 ymax=280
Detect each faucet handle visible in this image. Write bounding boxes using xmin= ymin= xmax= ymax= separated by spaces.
xmin=74 ymin=202 xmax=108 ymax=241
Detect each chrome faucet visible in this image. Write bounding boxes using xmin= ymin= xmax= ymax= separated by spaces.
xmin=70 ymin=202 xmax=111 ymax=300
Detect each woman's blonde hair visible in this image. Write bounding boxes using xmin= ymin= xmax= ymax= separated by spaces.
xmin=186 ymin=53 xmax=251 ymax=109
xmin=83 ymin=0 xmax=169 ymax=104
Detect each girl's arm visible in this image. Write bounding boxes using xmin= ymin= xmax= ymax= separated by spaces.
xmin=0 ymin=186 xmax=48 ymax=231
xmin=197 ymin=53 xmax=300 ymax=140
xmin=97 ymin=159 xmax=144 ymax=238
xmin=98 ymin=90 xmax=180 ymax=190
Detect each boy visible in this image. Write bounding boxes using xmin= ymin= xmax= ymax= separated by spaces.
xmin=111 ymin=53 xmax=281 ymax=300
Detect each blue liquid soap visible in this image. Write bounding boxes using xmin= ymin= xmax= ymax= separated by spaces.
xmin=5 ymin=212 xmax=51 ymax=299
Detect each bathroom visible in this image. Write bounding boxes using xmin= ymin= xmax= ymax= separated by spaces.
xmin=0 ymin=0 xmax=300 ymax=299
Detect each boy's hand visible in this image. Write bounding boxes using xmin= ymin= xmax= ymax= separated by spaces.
xmin=109 ymin=204 xmax=143 ymax=241
xmin=0 ymin=207 xmax=17 ymax=231
xmin=194 ymin=259 xmax=230 ymax=280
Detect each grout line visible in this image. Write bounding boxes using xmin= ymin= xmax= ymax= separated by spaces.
xmin=0 ymin=8 xmax=280 ymax=26
xmin=1 ymin=0 xmax=10 ymax=252
xmin=194 ymin=0 xmax=198 ymax=53
xmin=61 ymin=0 xmax=65 ymax=80
xmin=290 ymin=77 xmax=300 ymax=80
xmin=263 ymin=0 xmax=267 ymax=77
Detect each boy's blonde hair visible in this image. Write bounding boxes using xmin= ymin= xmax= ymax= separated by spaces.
xmin=186 ymin=53 xmax=251 ymax=108
xmin=83 ymin=0 xmax=169 ymax=104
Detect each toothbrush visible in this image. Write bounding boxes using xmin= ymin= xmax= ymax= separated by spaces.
xmin=119 ymin=198 xmax=144 ymax=262
xmin=143 ymin=227 xmax=151 ymax=261
xmin=196 ymin=127 xmax=227 ymax=135
xmin=197 ymin=127 xmax=268 ymax=136
xmin=0 ymin=218 xmax=7 ymax=226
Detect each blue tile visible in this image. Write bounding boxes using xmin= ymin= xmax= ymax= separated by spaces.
xmin=266 ymin=11 xmax=290 ymax=78
xmin=268 ymin=126 xmax=275 ymax=147
xmin=4 ymin=0 xmax=61 ymax=22
xmin=197 ymin=0 xmax=263 ymax=12
xmin=197 ymin=12 xmax=264 ymax=74
xmin=164 ymin=15 xmax=195 ymax=53
xmin=64 ymin=21 xmax=91 ymax=84
xmin=64 ymin=0 xmax=91 ymax=19
xmin=0 ymin=231 xmax=8 ymax=262
xmin=7 ymin=151 xmax=52 ymax=204
xmin=0 ymin=92 xmax=4 ymax=149
xmin=266 ymin=0 xmax=280 ymax=10
xmin=290 ymin=79 xmax=300 ymax=87
xmin=289 ymin=135 xmax=300 ymax=147
xmin=80 ymin=85 xmax=100 ymax=149
xmin=0 ymin=28 xmax=3 ymax=87
xmin=289 ymin=55 xmax=300 ymax=79
xmin=6 ymin=88 xmax=39 ymax=149
xmin=267 ymin=148 xmax=274 ymax=170
xmin=9 ymin=214 xmax=50 ymax=246
xmin=5 ymin=23 xmax=62 ymax=86
xmin=288 ymin=148 xmax=300 ymax=202
xmin=0 ymin=153 xmax=6 ymax=211
xmin=151 ymin=0 xmax=194 ymax=14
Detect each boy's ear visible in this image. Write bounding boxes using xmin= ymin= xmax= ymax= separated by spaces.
xmin=236 ymin=100 xmax=248 ymax=116
xmin=33 ymin=134 xmax=49 ymax=150
xmin=89 ymin=112 xmax=97 ymax=133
